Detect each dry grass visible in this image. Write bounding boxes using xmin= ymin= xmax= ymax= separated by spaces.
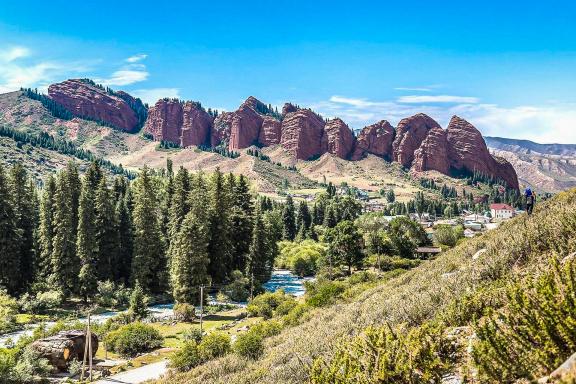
xmin=154 ymin=189 xmax=576 ymax=384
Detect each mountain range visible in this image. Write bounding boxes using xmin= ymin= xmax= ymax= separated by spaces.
xmin=42 ymin=79 xmax=519 ymax=190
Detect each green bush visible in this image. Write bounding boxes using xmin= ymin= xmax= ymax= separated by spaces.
xmin=304 ymin=279 xmax=346 ymax=308
xmin=310 ymin=323 xmax=454 ymax=383
xmin=182 ymin=328 xmax=204 ymax=344
xmin=105 ymin=322 xmax=163 ymax=357
xmin=222 ymin=270 xmax=250 ymax=302
xmin=377 ymin=255 xmax=421 ymax=271
xmin=473 ymin=257 xmax=576 ymax=382
xmin=247 ymin=290 xmax=296 ymax=319
xmin=169 ymin=341 xmax=203 ymax=372
xmin=174 ymin=303 xmax=196 ymax=322
xmin=0 ymin=347 xmax=51 ymax=384
xmin=282 ymin=303 xmax=311 ymax=327
xmin=234 ymin=330 xmax=264 ymax=359
xmin=199 ymin=332 xmax=231 ymax=359
xmin=0 ymin=290 xmax=18 ymax=334
xmin=17 ymin=290 xmax=63 ymax=315
xmin=276 ymin=240 xmax=326 ymax=277
xmin=250 ymin=320 xmax=283 ymax=338
xmin=96 ymin=281 xmax=131 ymax=309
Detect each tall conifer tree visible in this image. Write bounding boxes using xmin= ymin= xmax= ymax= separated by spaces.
xmin=230 ymin=174 xmax=253 ymax=271
xmin=96 ymin=177 xmax=120 ymax=281
xmin=38 ymin=176 xmax=56 ymax=281
xmin=207 ymin=168 xmax=233 ymax=283
xmin=0 ymin=165 xmax=22 ymax=295
xmin=77 ymin=178 xmax=98 ymax=301
xmin=282 ymin=195 xmax=296 ymax=240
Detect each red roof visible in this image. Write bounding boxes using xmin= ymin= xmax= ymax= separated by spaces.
xmin=490 ymin=203 xmax=514 ymax=210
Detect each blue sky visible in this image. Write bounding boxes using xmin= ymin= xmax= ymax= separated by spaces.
xmin=1 ymin=1 xmax=576 ymax=142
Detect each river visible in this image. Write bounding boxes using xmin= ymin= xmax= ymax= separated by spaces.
xmin=0 ymin=270 xmax=309 ymax=348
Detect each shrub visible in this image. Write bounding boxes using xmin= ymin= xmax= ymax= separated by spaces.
xmin=250 ymin=320 xmax=283 ymax=338
xmin=223 ymin=270 xmax=250 ymax=302
xmin=310 ymin=323 xmax=454 ymax=383
xmin=247 ymin=290 xmax=296 ymax=319
xmin=169 ymin=341 xmax=203 ymax=372
xmin=105 ymin=322 xmax=163 ymax=357
xmin=234 ymin=330 xmax=264 ymax=359
xmin=276 ymin=240 xmax=326 ymax=277
xmin=199 ymin=332 xmax=231 ymax=359
xmin=378 ymin=255 xmax=421 ymax=271
xmin=18 ymin=290 xmax=63 ymax=315
xmin=0 ymin=290 xmax=18 ymax=334
xmin=434 ymin=224 xmax=459 ymax=247
xmin=182 ymin=328 xmax=204 ymax=344
xmin=174 ymin=303 xmax=196 ymax=322
xmin=97 ymin=281 xmax=131 ymax=309
xmin=473 ymin=257 xmax=576 ymax=382
xmin=304 ymin=279 xmax=346 ymax=308
xmin=282 ymin=303 xmax=311 ymax=327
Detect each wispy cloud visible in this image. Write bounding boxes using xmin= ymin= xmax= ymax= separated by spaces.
xmin=394 ymin=87 xmax=432 ymax=92
xmin=312 ymin=95 xmax=576 ymax=144
xmin=97 ymin=54 xmax=149 ymax=86
xmin=126 ymin=54 xmax=147 ymax=63
xmin=397 ymin=95 xmax=480 ymax=104
xmin=0 ymin=45 xmax=90 ymax=93
xmin=131 ymin=87 xmax=180 ymax=104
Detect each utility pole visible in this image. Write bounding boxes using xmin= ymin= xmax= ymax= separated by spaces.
xmin=88 ymin=314 xmax=93 ymax=382
xmin=199 ymin=285 xmax=204 ymax=336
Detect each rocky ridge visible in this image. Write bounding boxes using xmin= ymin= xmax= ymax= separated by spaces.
xmin=44 ymin=80 xmax=520 ymax=190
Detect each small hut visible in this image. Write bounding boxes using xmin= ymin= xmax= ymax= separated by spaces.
xmin=30 ymin=330 xmax=98 ymax=370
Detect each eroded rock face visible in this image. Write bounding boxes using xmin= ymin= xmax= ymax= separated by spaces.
xmin=143 ymin=99 xmax=183 ymax=143
xmin=412 ymin=127 xmax=450 ymax=174
xmin=181 ymin=101 xmax=213 ymax=147
xmin=446 ymin=116 xmax=519 ymax=189
xmin=351 ymin=120 xmax=395 ymax=160
xmin=392 ymin=113 xmax=441 ymax=167
xmin=258 ymin=116 xmax=282 ymax=146
xmin=211 ymin=112 xmax=234 ymax=147
xmin=282 ymin=103 xmax=298 ymax=116
xmin=228 ymin=98 xmax=265 ymax=150
xmin=48 ymin=79 xmax=141 ymax=132
xmin=280 ymin=109 xmax=325 ymax=160
xmin=321 ymin=118 xmax=355 ymax=159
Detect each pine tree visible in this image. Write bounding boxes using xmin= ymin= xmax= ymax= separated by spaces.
xmin=247 ymin=207 xmax=271 ymax=288
xmin=9 ymin=164 xmax=36 ymax=289
xmin=95 ymin=177 xmax=120 ymax=281
xmin=129 ymin=281 xmax=149 ymax=320
xmin=50 ymin=168 xmax=80 ymax=294
xmin=84 ymin=161 xmax=103 ymax=190
xmin=323 ymin=205 xmax=337 ymax=228
xmin=170 ymin=180 xmax=210 ymax=304
xmin=77 ymin=178 xmax=98 ymax=301
xmin=131 ymin=166 xmax=166 ymax=293
xmin=116 ymin=194 xmax=134 ymax=285
xmin=167 ymin=167 xmax=191 ymax=267
xmin=38 ymin=176 xmax=56 ymax=281
xmin=207 ymin=168 xmax=233 ymax=283
xmin=282 ymin=195 xmax=296 ymax=240
xmin=230 ymin=175 xmax=253 ymax=271
xmin=0 ymin=164 xmax=22 ymax=295
xmin=296 ymin=201 xmax=312 ymax=240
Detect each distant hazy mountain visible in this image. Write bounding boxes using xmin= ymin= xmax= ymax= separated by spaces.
xmin=486 ymin=137 xmax=576 ymax=193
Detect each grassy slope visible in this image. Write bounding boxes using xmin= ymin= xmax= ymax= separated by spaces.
xmin=156 ymin=189 xmax=576 ymax=384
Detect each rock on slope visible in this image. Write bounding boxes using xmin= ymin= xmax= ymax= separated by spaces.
xmin=48 ymin=79 xmax=144 ymax=133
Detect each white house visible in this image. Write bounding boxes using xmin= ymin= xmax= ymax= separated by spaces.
xmin=490 ymin=203 xmax=515 ymax=219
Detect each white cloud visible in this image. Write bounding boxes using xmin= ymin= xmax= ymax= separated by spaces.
xmin=98 ymin=69 xmax=149 ymax=86
xmin=397 ymin=95 xmax=480 ymax=104
xmin=394 ymin=87 xmax=432 ymax=92
xmin=131 ymin=88 xmax=180 ymax=104
xmin=312 ymin=95 xmax=576 ymax=144
xmin=126 ymin=54 xmax=147 ymax=63
xmin=0 ymin=45 xmax=90 ymax=93
xmin=0 ymin=46 xmax=31 ymax=62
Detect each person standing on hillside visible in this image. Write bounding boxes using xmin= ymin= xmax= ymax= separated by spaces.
xmin=525 ymin=187 xmax=535 ymax=215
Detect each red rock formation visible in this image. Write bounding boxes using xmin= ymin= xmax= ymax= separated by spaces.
xmin=412 ymin=127 xmax=450 ymax=174
xmin=392 ymin=113 xmax=441 ymax=167
xmin=446 ymin=116 xmax=519 ymax=190
xmin=181 ymin=101 xmax=213 ymax=147
xmin=351 ymin=120 xmax=395 ymax=160
xmin=321 ymin=118 xmax=355 ymax=159
xmin=48 ymin=79 xmax=140 ymax=132
xmin=211 ymin=112 xmax=234 ymax=147
xmin=282 ymin=103 xmax=298 ymax=116
xmin=143 ymin=99 xmax=183 ymax=143
xmin=280 ymin=109 xmax=325 ymax=160
xmin=258 ymin=116 xmax=282 ymax=146
xmin=228 ymin=98 xmax=265 ymax=150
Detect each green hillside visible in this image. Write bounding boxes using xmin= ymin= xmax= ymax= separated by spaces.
xmin=157 ymin=189 xmax=576 ymax=383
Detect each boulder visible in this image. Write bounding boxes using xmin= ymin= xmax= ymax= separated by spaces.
xmin=392 ymin=113 xmax=441 ymax=167
xmin=321 ymin=118 xmax=355 ymax=159
xmin=48 ymin=79 xmax=142 ymax=132
xmin=351 ymin=120 xmax=395 ymax=160
xmin=280 ymin=109 xmax=325 ymax=160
